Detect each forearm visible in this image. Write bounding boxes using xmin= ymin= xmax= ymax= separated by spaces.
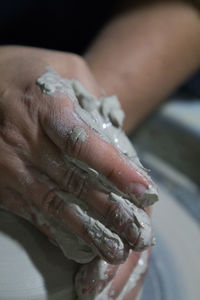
xmin=85 ymin=1 xmax=200 ymax=132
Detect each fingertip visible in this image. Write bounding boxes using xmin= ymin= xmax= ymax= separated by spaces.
xmin=75 ymin=258 xmax=119 ymax=299
xmin=95 ymin=236 xmax=129 ymax=265
xmin=85 ymin=218 xmax=129 ymax=265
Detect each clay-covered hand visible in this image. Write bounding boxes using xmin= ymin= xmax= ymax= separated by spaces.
xmin=0 ymin=46 xmax=157 ymax=265
xmin=75 ymin=249 xmax=149 ymax=300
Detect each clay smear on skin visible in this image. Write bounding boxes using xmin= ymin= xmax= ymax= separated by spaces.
xmin=70 ymin=125 xmax=88 ymax=143
xmin=98 ymin=251 xmax=148 ymax=300
xmin=36 ymin=67 xmax=158 ymax=207
xmin=36 ymin=67 xmax=158 ymax=265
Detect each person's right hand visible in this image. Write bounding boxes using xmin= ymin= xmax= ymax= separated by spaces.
xmin=0 ymin=46 xmax=156 ymax=264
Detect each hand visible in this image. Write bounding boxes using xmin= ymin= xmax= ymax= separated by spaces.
xmin=75 ymin=248 xmax=150 ymax=300
xmin=0 ymin=46 xmax=155 ymax=265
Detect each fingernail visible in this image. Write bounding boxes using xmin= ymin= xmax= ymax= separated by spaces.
xmin=126 ymin=222 xmax=140 ymax=246
xmin=132 ymin=212 xmax=154 ymax=252
xmin=94 ymin=233 xmax=128 ymax=264
xmin=129 ymin=182 xmax=147 ymax=198
xmin=139 ymin=183 xmax=158 ymax=207
xmin=86 ymin=219 xmax=128 ymax=264
xmin=128 ymin=182 xmax=159 ymax=207
xmin=134 ymin=229 xmax=155 ymax=252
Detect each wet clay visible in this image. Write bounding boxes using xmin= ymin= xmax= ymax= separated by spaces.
xmin=36 ymin=67 xmax=158 ymax=264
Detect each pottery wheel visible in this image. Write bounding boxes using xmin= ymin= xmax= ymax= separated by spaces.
xmin=140 ymin=154 xmax=200 ymax=300
xmin=0 ymin=210 xmax=78 ymax=300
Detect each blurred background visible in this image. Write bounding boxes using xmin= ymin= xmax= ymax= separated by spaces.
xmin=131 ymin=73 xmax=200 ymax=300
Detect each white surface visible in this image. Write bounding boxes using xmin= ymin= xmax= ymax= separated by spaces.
xmin=0 ymin=210 xmax=78 ymax=300
xmin=161 ymin=100 xmax=200 ymax=136
xmin=152 ymin=185 xmax=200 ymax=300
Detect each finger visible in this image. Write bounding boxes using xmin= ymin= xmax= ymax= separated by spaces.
xmin=0 ymin=155 xmax=60 ymax=246
xmin=0 ymin=154 xmax=34 ymax=214
xmin=75 ymin=257 xmax=119 ymax=299
xmin=85 ymin=190 xmax=154 ymax=251
xmin=24 ymin=169 xmax=129 ymax=264
xmin=110 ymin=249 xmax=151 ymax=300
xmin=33 ymin=140 xmax=154 ymax=250
xmin=0 ymin=156 xmax=128 ymax=263
xmin=108 ymin=252 xmax=140 ymax=299
xmin=39 ymin=91 xmax=157 ymax=207
xmin=76 ymin=251 xmax=149 ymax=300
xmin=31 ymin=133 xmax=90 ymax=201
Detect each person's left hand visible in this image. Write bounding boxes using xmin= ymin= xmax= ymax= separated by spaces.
xmin=75 ymin=248 xmax=150 ymax=300
xmin=0 ymin=46 xmax=155 ymax=299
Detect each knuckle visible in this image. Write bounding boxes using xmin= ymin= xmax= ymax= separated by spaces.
xmin=21 ymin=85 xmax=40 ymax=122
xmin=0 ymin=187 xmax=26 ymax=216
xmin=62 ymin=166 xmax=89 ymax=199
xmin=105 ymin=201 xmax=128 ymax=232
xmin=2 ymin=126 xmax=18 ymax=144
xmin=0 ymin=83 xmax=15 ymax=104
xmin=0 ymin=125 xmax=27 ymax=156
xmin=42 ymin=188 xmax=64 ymax=218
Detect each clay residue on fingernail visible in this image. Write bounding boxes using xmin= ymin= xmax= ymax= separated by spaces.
xmin=127 ymin=222 xmax=140 ymax=246
xmin=128 ymin=182 xmax=159 ymax=207
xmin=139 ymin=184 xmax=159 ymax=207
xmin=86 ymin=218 xmax=127 ymax=264
xmin=132 ymin=208 xmax=154 ymax=252
xmin=109 ymin=193 xmax=155 ymax=251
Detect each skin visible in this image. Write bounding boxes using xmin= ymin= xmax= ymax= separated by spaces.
xmin=86 ymin=1 xmax=200 ymax=132
xmin=80 ymin=1 xmax=200 ymax=298
xmin=0 ymin=1 xmax=200 ymax=299
xmin=0 ymin=46 xmax=153 ymax=263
